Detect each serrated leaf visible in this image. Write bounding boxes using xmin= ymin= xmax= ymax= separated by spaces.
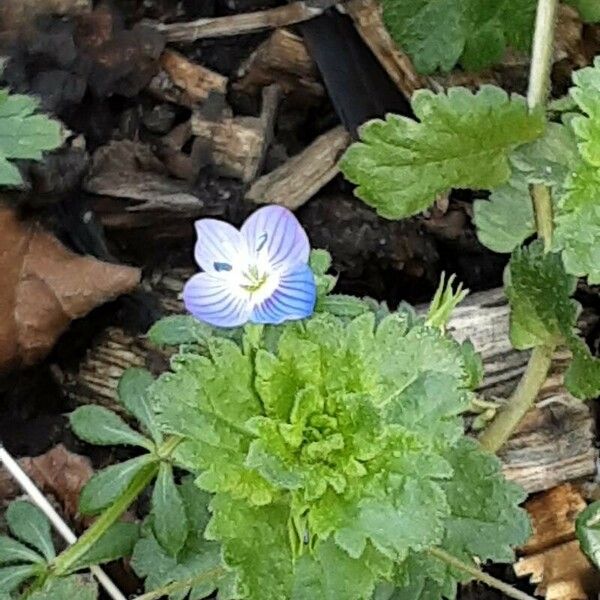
xmin=340 ymin=86 xmax=544 ymax=219
xmin=380 ymin=0 xmax=536 ymax=74
xmin=0 ymin=564 xmax=39 ymax=593
xmin=28 ymin=575 xmax=98 ymax=600
xmin=152 ymin=463 xmax=188 ymax=557
xmin=68 ymin=523 xmax=139 ymax=573
xmin=0 ymin=536 xmax=44 ymax=566
xmin=317 ymin=295 xmax=370 ymax=317
xmin=564 ymin=338 xmax=600 ymax=400
xmin=576 ymin=500 xmax=600 ymax=569
xmin=505 ymin=241 xmax=578 ymax=350
xmin=118 ymin=368 xmax=162 ymax=443
xmin=309 ymin=249 xmax=332 ymax=275
xmin=147 ymin=315 xmax=212 ymax=347
xmin=0 ymin=90 xmax=62 ymax=186
xmin=6 ymin=502 xmax=55 ymax=562
xmin=70 ymin=405 xmax=153 ymax=450
xmin=80 ymin=455 xmax=157 ymax=515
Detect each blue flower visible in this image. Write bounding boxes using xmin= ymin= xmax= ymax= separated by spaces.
xmin=183 ymin=206 xmax=317 ymax=328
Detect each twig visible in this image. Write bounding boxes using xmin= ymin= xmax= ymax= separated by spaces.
xmin=0 ymin=444 xmax=127 ymax=600
xmin=154 ymin=1 xmax=338 ymax=43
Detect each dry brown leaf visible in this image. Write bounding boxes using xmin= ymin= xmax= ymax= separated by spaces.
xmin=0 ymin=207 xmax=140 ymax=372
xmin=0 ymin=444 xmax=93 ymax=520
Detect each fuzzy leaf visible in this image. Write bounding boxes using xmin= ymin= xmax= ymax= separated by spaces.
xmin=340 ymin=86 xmax=544 ymax=219
xmin=6 ymin=502 xmax=55 ymax=562
xmin=379 ymin=0 xmax=536 ymax=74
xmin=0 ymin=565 xmax=39 ymax=593
xmin=505 ymin=241 xmax=578 ymax=350
xmin=566 ymin=0 xmax=600 ymax=21
xmin=70 ymin=405 xmax=153 ymax=450
xmin=80 ymin=455 xmax=156 ymax=515
xmin=0 ymin=90 xmax=63 ymax=186
xmin=152 ymin=463 xmax=188 ymax=557
xmin=118 ymin=368 xmax=162 ymax=443
xmin=68 ymin=523 xmax=139 ymax=572
xmin=0 ymin=536 xmax=44 ymax=566
xmin=132 ymin=478 xmax=225 ymax=600
xmin=28 ymin=575 xmax=98 ymax=600
xmin=564 ymin=338 xmax=600 ymax=400
xmin=147 ymin=315 xmax=212 ymax=347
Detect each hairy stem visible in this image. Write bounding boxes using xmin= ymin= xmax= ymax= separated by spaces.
xmin=428 ymin=548 xmax=536 ymax=600
xmin=134 ymin=567 xmax=227 ymax=600
xmin=479 ymin=0 xmax=558 ymax=452
xmin=479 ymin=345 xmax=554 ymax=453
xmin=51 ymin=436 xmax=181 ymax=577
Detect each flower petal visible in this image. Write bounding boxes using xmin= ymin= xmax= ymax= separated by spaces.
xmin=250 ymin=264 xmax=316 ymax=325
xmin=241 ymin=206 xmax=310 ymax=270
xmin=183 ymin=273 xmax=251 ymax=328
xmin=194 ymin=219 xmax=246 ymax=273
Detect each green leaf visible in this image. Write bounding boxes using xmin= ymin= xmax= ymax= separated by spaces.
xmin=80 ymin=455 xmax=156 ymax=515
xmin=309 ymin=249 xmax=332 ymax=275
xmin=553 ymin=58 xmax=600 ymax=283
xmin=340 ymin=86 xmax=544 ymax=219
xmin=132 ymin=477 xmax=225 ymax=600
xmin=564 ymin=338 xmax=600 ymax=400
xmin=28 ymin=575 xmax=98 ymax=600
xmin=152 ymin=463 xmax=189 ymax=557
xmin=576 ymin=500 xmax=600 ymax=570
xmin=6 ymin=502 xmax=55 ymax=562
xmin=0 ymin=565 xmax=39 ymax=593
xmin=117 ymin=368 xmax=162 ymax=443
xmin=566 ymin=0 xmax=600 ymax=23
xmin=317 ymin=295 xmax=371 ymax=317
xmin=0 ymin=536 xmax=44 ymax=565
xmin=505 ymin=241 xmax=578 ymax=350
xmin=68 ymin=523 xmax=139 ymax=572
xmin=379 ymin=0 xmax=536 ymax=74
xmin=70 ymin=405 xmax=153 ymax=450
xmin=0 ymin=90 xmax=62 ymax=186
xmin=147 ymin=315 xmax=212 ymax=347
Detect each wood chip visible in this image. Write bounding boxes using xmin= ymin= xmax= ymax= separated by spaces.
xmin=148 ymin=49 xmax=228 ymax=108
xmin=154 ymin=0 xmax=338 ymax=43
xmin=234 ymin=29 xmax=324 ymax=104
xmin=191 ymin=85 xmax=281 ymax=182
xmin=246 ymin=125 xmax=350 ymax=209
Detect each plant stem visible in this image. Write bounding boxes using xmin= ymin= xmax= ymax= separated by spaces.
xmin=479 ymin=0 xmax=558 ymax=452
xmin=52 ymin=461 xmax=159 ymax=576
xmin=134 ymin=567 xmax=227 ymax=600
xmin=479 ymin=344 xmax=553 ymax=453
xmin=52 ymin=436 xmax=181 ymax=577
xmin=428 ymin=548 xmax=535 ymax=600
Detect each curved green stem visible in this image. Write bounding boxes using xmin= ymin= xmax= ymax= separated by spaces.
xmin=428 ymin=548 xmax=536 ymax=600
xmin=479 ymin=0 xmax=558 ymax=452
xmin=134 ymin=567 xmax=227 ymax=600
xmin=51 ymin=436 xmax=181 ymax=577
xmin=479 ymin=345 xmax=554 ymax=453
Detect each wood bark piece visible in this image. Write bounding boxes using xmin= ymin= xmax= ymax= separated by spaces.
xmin=446 ymin=288 xmax=597 ymax=493
xmin=344 ymin=0 xmax=434 ymax=97
xmin=234 ymin=29 xmax=324 ymax=104
xmin=0 ymin=208 xmax=140 ymax=373
xmin=148 ymin=49 xmax=228 ymax=108
xmin=246 ymin=125 xmax=350 ymax=209
xmin=85 ymin=140 xmax=202 ymax=212
xmin=63 ymin=283 xmax=597 ymax=497
xmin=514 ymin=484 xmax=596 ymax=600
xmin=191 ymin=85 xmax=280 ymax=182
xmin=154 ymin=1 xmax=339 ymax=43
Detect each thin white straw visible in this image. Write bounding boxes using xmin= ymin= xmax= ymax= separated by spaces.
xmin=0 ymin=444 xmax=127 ymax=600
